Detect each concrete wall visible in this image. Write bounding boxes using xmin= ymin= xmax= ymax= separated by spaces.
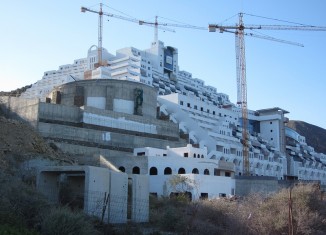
xmin=38 ymin=122 xmax=185 ymax=157
xmin=55 ymin=79 xmax=157 ymax=118
xmin=109 ymin=171 xmax=128 ymax=223
xmin=83 ymin=106 xmax=179 ymax=138
xmin=0 ymin=96 xmax=39 ymax=127
xmin=37 ymin=166 xmax=129 ymax=224
xmin=235 ymin=176 xmax=279 ymax=197
xmin=129 ymin=174 xmax=149 ymax=222
xmin=84 ymin=166 xmax=112 ymax=221
xmin=39 ymin=102 xmax=82 ymax=123
xmin=38 ymin=102 xmax=180 ymax=138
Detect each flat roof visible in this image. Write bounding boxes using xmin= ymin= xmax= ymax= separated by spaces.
xmin=256 ymin=107 xmax=289 ymax=114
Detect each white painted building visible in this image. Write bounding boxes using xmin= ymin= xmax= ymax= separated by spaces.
xmin=131 ymin=144 xmax=236 ymax=200
xmin=157 ymin=93 xmax=286 ymax=179
xmin=285 ymin=127 xmax=326 ymax=184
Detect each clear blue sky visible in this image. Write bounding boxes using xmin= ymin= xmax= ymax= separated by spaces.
xmin=1 ymin=1 xmax=325 ymax=129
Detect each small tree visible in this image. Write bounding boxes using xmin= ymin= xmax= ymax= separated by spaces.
xmin=168 ymin=175 xmax=198 ymax=201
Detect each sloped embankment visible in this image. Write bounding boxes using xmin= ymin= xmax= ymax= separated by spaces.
xmin=0 ymin=116 xmax=71 ymax=172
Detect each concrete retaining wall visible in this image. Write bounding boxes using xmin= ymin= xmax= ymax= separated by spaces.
xmin=0 ymin=96 xmax=39 ymax=127
xmin=83 ymin=106 xmax=179 ymax=138
xmin=38 ymin=122 xmax=186 ymax=157
xmin=39 ymin=102 xmax=81 ymax=123
xmin=235 ymin=176 xmax=279 ymax=196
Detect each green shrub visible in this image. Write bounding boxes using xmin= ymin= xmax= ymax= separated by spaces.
xmin=0 ymin=224 xmax=39 ymax=235
xmin=41 ymin=207 xmax=99 ymax=235
xmin=0 ymin=176 xmax=49 ymax=229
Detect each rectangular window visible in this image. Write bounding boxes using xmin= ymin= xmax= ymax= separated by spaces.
xmin=200 ymin=193 xmax=208 ymax=200
xmin=184 ymin=153 xmax=189 ymax=157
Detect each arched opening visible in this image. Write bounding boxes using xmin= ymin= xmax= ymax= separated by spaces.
xmin=197 ymin=154 xmax=200 ymax=158
xmin=164 ymin=167 xmax=172 ymax=175
xmin=201 ymin=154 xmax=204 ymax=158
xmin=118 ymin=166 xmax=125 ymax=172
xmin=178 ymin=168 xmax=186 ymax=174
xmin=149 ymin=167 xmax=158 ymax=175
xmin=193 ymin=153 xmax=196 ymax=158
xmin=192 ymin=168 xmax=199 ymax=174
xmin=132 ymin=166 xmax=140 ymax=174
xmin=204 ymin=169 xmax=210 ymax=175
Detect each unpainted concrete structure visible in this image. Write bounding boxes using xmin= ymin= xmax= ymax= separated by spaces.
xmin=37 ymin=165 xmax=149 ymax=223
xmin=235 ymin=176 xmax=279 ymax=197
xmin=0 ymin=80 xmax=187 ymax=160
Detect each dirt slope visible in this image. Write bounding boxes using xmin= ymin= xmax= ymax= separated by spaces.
xmin=0 ymin=116 xmax=72 ymax=172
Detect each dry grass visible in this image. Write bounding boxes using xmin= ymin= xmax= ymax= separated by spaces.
xmin=149 ymin=184 xmax=326 ymax=235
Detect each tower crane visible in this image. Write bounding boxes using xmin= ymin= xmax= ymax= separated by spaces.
xmin=138 ymin=16 xmax=206 ymax=44
xmin=81 ymin=4 xmax=206 ymax=65
xmin=81 ymin=4 xmax=175 ymax=67
xmin=209 ymin=13 xmax=326 ymax=175
xmin=81 ymin=3 xmax=104 ymax=68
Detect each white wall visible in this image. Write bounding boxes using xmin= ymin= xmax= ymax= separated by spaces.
xmin=113 ymin=99 xmax=134 ymax=114
xmin=260 ymin=120 xmax=280 ymax=150
xmin=87 ymin=97 xmax=106 ymax=109
xmin=149 ymin=174 xmax=235 ymax=200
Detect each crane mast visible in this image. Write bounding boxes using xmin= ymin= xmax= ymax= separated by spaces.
xmin=98 ymin=3 xmax=103 ymax=67
xmin=236 ymin=13 xmax=250 ymax=175
xmin=81 ymin=4 xmax=104 ymax=68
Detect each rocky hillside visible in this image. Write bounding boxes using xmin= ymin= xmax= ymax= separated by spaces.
xmin=287 ymin=120 xmax=326 ymax=154
xmin=0 ymin=84 xmax=31 ymax=97
xmin=0 ymin=115 xmax=73 ymax=173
